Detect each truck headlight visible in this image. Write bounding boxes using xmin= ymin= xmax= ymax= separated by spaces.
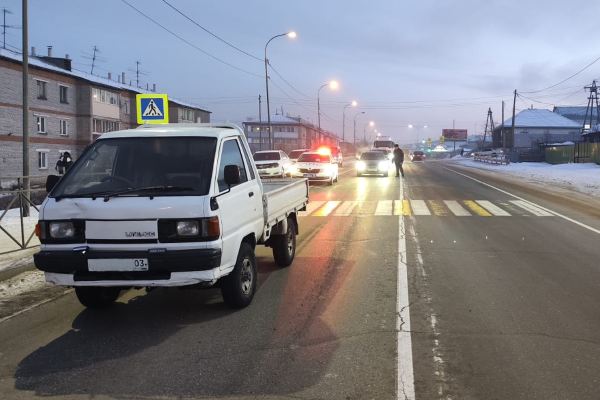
xmin=49 ymin=221 xmax=75 ymax=239
xmin=378 ymin=161 xmax=389 ymax=171
xmin=356 ymin=161 xmax=366 ymax=171
xmin=176 ymin=220 xmax=199 ymax=236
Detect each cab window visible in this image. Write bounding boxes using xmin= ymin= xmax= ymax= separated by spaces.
xmin=217 ymin=139 xmax=248 ymax=192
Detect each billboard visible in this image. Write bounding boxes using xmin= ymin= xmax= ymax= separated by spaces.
xmin=442 ymin=129 xmax=467 ymax=140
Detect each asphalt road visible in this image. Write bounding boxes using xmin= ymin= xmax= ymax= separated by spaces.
xmin=0 ymin=159 xmax=599 ymax=400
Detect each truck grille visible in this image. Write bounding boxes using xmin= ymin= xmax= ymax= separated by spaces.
xmin=299 ymin=168 xmax=321 ymax=173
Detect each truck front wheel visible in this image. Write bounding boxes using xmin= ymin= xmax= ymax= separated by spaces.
xmin=221 ymin=243 xmax=257 ymax=308
xmin=75 ymin=287 xmax=121 ymax=308
xmin=272 ymin=217 xmax=296 ymax=267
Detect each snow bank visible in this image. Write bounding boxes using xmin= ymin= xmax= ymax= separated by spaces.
xmin=451 ymin=159 xmax=600 ymax=197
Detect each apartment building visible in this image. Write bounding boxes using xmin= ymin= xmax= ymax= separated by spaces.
xmin=0 ymin=47 xmax=211 ymax=178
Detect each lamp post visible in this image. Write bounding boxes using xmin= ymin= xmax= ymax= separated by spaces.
xmin=317 ymin=80 xmax=339 ymax=135
xmin=353 ymin=111 xmax=365 ymax=146
xmin=264 ymin=31 xmax=296 ymax=150
xmin=342 ymin=100 xmax=357 ymax=143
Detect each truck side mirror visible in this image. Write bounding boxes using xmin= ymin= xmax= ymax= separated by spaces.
xmin=46 ymin=175 xmax=60 ymax=192
xmin=224 ymin=165 xmax=241 ymax=186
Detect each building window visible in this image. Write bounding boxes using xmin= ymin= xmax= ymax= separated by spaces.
xmin=124 ymin=101 xmax=130 ymax=115
xmin=92 ymin=87 xmax=119 ymax=105
xmin=180 ymin=108 xmax=194 ymax=121
xmin=36 ymin=116 xmax=46 ymax=133
xmin=59 ymin=119 xmax=68 ymax=136
xmin=59 ymin=85 xmax=69 ymax=104
xmin=92 ymin=118 xmax=120 ymax=133
xmin=36 ymin=80 xmax=47 ymax=100
xmin=37 ymin=150 xmax=49 ymax=169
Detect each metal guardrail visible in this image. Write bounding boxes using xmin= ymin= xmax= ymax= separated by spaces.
xmin=473 ymin=154 xmax=510 ymax=165
xmin=0 ymin=176 xmax=46 ymax=255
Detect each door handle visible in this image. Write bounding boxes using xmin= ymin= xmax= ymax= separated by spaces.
xmin=248 ymin=191 xmax=254 ymax=197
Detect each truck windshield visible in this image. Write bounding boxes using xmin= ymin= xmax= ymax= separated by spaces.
xmin=253 ymin=152 xmax=281 ymax=161
xmin=374 ymin=140 xmax=394 ymax=148
xmin=298 ymin=153 xmax=330 ymax=163
xmin=361 ymin=152 xmax=387 ymax=160
xmin=51 ymin=137 xmax=217 ymax=198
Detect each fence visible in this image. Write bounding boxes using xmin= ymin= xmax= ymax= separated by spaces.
xmin=0 ymin=176 xmax=47 ymax=255
xmin=473 ymin=153 xmax=510 ymax=165
xmin=574 ymin=142 xmax=600 ymax=164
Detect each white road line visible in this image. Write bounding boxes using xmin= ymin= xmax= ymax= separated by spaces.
xmin=443 ymin=200 xmax=472 ymax=216
xmin=314 ymin=201 xmax=341 ymax=216
xmin=510 ymin=200 xmax=553 ymax=217
xmin=375 ymin=200 xmax=394 ymax=215
xmin=333 ymin=201 xmax=358 ymax=216
xmin=397 ymin=177 xmax=416 ymax=400
xmin=298 ymin=200 xmax=325 ymax=216
xmin=444 ymin=167 xmax=600 ymax=235
xmin=409 ymin=200 xmax=431 ymax=216
xmin=476 ymin=200 xmax=511 ymax=216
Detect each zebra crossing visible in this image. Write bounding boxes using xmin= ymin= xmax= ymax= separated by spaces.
xmin=298 ymin=199 xmax=555 ymax=217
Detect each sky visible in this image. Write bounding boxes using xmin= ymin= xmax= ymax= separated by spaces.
xmin=2 ymin=0 xmax=600 ymax=144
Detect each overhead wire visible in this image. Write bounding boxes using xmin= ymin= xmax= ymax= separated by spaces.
xmin=120 ymin=0 xmax=262 ymax=78
xmin=521 ymin=54 xmax=600 ymax=94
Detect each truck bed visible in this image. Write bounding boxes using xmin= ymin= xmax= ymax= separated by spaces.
xmin=262 ymin=178 xmax=309 ymax=237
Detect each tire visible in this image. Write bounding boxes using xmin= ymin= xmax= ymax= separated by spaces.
xmin=272 ymin=217 xmax=297 ymax=267
xmin=334 ymin=174 xmax=339 ymax=183
xmin=327 ymin=177 xmax=334 ymax=186
xmin=75 ymin=286 xmax=120 ymax=309
xmin=221 ymin=243 xmax=257 ymax=309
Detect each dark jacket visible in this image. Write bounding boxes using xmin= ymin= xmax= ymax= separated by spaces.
xmin=393 ymin=148 xmax=404 ymax=163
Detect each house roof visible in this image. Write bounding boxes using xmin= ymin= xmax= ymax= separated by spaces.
xmin=553 ymin=106 xmax=588 ymax=117
xmin=0 ymin=48 xmax=211 ymax=113
xmin=244 ymin=114 xmax=304 ymax=125
xmin=498 ymin=109 xmax=581 ymax=129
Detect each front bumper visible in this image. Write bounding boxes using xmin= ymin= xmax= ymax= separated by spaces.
xmin=34 ymin=248 xmax=222 ymax=277
xmin=257 ymin=167 xmax=282 ymax=176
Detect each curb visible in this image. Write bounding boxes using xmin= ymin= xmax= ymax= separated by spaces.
xmin=0 ymin=262 xmax=36 ymax=282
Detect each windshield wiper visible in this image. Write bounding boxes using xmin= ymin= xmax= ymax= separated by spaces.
xmin=101 ymin=185 xmax=194 ymax=201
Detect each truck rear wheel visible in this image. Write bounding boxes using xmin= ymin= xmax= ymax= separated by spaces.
xmin=75 ymin=287 xmax=121 ymax=308
xmin=272 ymin=217 xmax=296 ymax=267
xmin=221 ymin=243 xmax=257 ymax=309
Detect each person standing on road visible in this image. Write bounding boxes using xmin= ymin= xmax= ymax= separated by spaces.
xmin=393 ymin=144 xmax=405 ymax=178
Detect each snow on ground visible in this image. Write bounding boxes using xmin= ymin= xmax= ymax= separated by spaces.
xmin=0 ymin=270 xmax=47 ymax=303
xmin=451 ymin=158 xmax=600 ymax=197
xmin=0 ymin=207 xmax=40 ymax=254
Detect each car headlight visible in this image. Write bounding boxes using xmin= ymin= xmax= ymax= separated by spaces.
xmin=49 ymin=221 xmax=75 ymax=239
xmin=288 ymin=165 xmax=299 ymax=175
xmin=387 ymin=153 xmax=394 ymax=160
xmin=356 ymin=161 xmax=366 ymax=171
xmin=324 ymin=164 xmax=336 ymax=175
xmin=378 ymin=161 xmax=389 ymax=171
xmin=176 ymin=220 xmax=199 ymax=236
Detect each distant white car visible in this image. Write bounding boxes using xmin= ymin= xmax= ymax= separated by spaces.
xmin=288 ymin=151 xmax=339 ymax=185
xmin=288 ymin=149 xmax=310 ymax=163
xmin=253 ymin=150 xmax=291 ymax=178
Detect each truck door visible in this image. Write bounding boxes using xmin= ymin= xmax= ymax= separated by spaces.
xmin=215 ymin=138 xmax=262 ymax=271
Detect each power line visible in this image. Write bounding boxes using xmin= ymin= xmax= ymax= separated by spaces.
xmin=120 ymin=0 xmax=261 ymax=78
xmin=522 ymin=54 xmax=600 ymax=94
xmin=160 ymin=0 xmax=262 ymax=62
xmin=268 ymin=62 xmax=309 ymax=98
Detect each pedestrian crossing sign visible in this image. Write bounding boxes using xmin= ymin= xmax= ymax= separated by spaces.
xmin=136 ymin=93 xmax=170 ymax=124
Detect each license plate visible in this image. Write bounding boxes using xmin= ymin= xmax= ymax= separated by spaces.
xmin=304 ymin=173 xmax=317 ymax=178
xmin=88 ymin=258 xmax=149 ymax=272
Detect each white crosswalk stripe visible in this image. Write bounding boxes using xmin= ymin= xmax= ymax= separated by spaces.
xmin=476 ymin=200 xmax=511 ymax=216
xmin=298 ymin=200 xmax=325 ymax=216
xmin=409 ymin=200 xmax=431 ymax=216
xmin=333 ymin=201 xmax=359 ymax=216
xmin=443 ymin=200 xmax=471 ymax=216
xmin=375 ymin=200 xmax=394 ymax=215
xmin=509 ymin=200 xmax=554 ymax=216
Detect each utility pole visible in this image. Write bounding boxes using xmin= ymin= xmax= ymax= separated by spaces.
xmin=482 ymin=108 xmax=495 ymax=149
xmin=22 ymin=0 xmax=29 ymax=217
xmin=90 ymin=45 xmax=98 ymax=74
xmin=501 ymin=100 xmax=505 ymax=149
xmin=258 ymin=94 xmax=262 ymax=151
xmin=136 ymin=61 xmax=141 ymax=88
xmin=510 ymin=89 xmax=517 ymax=149
xmin=2 ymin=8 xmax=14 ymax=49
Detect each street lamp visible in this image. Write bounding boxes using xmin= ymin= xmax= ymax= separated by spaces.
xmin=342 ymin=100 xmax=357 ymax=143
xmin=353 ymin=111 xmax=365 ymax=146
xmin=264 ymin=30 xmax=297 ymax=150
xmin=317 ymin=80 xmax=339 ymax=136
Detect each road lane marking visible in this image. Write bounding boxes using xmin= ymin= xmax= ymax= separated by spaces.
xmin=375 ymin=200 xmax=394 ymax=215
xmin=402 ymin=200 xmax=412 ymax=216
xmin=299 ymin=200 xmax=325 ymax=216
xmin=393 ymin=200 xmax=404 ymax=216
xmin=476 ymin=200 xmax=511 ymax=216
xmin=443 ymin=200 xmax=472 ymax=216
xmin=510 ymin=200 xmax=553 ymax=217
xmin=409 ymin=200 xmax=430 ymax=215
xmin=333 ymin=201 xmax=358 ymax=216
xmin=397 ymin=173 xmax=416 ymax=400
xmin=444 ymin=167 xmax=600 ymax=235
xmin=427 ymin=200 xmax=449 ymax=216
xmin=463 ymin=200 xmax=492 ymax=216
xmin=313 ymin=201 xmax=341 ymax=216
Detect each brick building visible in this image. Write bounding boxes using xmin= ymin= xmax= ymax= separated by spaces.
xmin=0 ymin=47 xmax=210 ymax=179
xmin=243 ymin=114 xmax=339 ymax=154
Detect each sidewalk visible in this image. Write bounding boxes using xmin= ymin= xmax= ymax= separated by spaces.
xmin=450 ymin=157 xmax=600 ymax=198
